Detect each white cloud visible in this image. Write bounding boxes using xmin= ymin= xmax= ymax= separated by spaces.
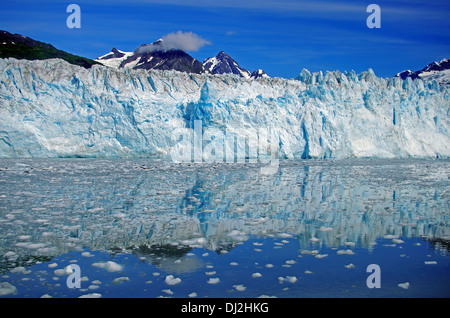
xmin=136 ymin=31 xmax=211 ymax=53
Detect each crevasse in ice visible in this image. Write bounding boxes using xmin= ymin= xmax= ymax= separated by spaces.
xmin=0 ymin=58 xmax=449 ymax=159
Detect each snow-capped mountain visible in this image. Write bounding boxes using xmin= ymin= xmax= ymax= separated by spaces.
xmin=251 ymin=69 xmax=269 ymax=79
xmin=0 ymin=57 xmax=448 ymax=159
xmin=203 ymin=51 xmax=251 ymax=78
xmin=96 ymin=48 xmax=133 ymax=69
xmin=395 ymin=58 xmax=450 ymax=85
xmin=96 ymin=40 xmax=268 ymax=79
xmin=95 ymin=39 xmax=206 ymax=74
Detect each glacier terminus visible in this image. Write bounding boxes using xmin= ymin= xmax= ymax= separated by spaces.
xmin=0 ymin=57 xmax=449 ymax=160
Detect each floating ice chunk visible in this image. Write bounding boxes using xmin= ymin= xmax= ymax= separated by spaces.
xmin=300 ymin=249 xmax=318 ymax=255
xmin=113 ymin=277 xmax=130 ymax=284
xmin=4 ymin=251 xmax=18 ymax=261
xmin=165 ymin=275 xmax=181 ymax=285
xmin=205 ymin=271 xmax=216 ymax=276
xmin=310 ymin=237 xmax=320 ymax=243
xmin=53 ymin=266 xmax=72 ymax=276
xmin=265 ymin=264 xmax=274 ymax=268
xmin=15 ymin=242 xmax=46 ymax=249
xmin=40 ymin=294 xmax=52 ymax=298
xmin=48 ymin=263 xmax=58 ymax=268
xmin=79 ymin=293 xmax=102 ymax=298
xmin=286 ymin=276 xmax=297 ymax=283
xmin=344 ymin=263 xmax=355 ymax=269
xmin=398 ymin=282 xmax=410 ymax=289
xmin=315 ymin=254 xmax=328 ymax=259
xmin=233 ymin=284 xmax=246 ymax=291
xmin=392 ymin=239 xmax=404 ymax=244
xmin=279 ymin=276 xmax=297 ymax=283
xmin=207 ymin=277 xmax=220 ymax=284
xmin=81 ymin=251 xmax=93 ymax=257
xmin=88 ymin=284 xmax=100 ymax=290
xmin=10 ymin=266 xmax=31 ymax=274
xmin=383 ymin=235 xmax=399 ymax=239
xmin=304 ymin=270 xmax=313 ymax=274
xmin=188 ymin=292 xmax=197 ymax=297
xmin=0 ymin=282 xmax=17 ymax=296
xmin=278 ymin=233 xmax=292 ymax=238
xmin=230 ymin=262 xmax=239 ymax=266
xmin=337 ymin=249 xmax=355 ymax=255
xmin=92 ymin=261 xmax=122 ymax=272
xmin=424 ymin=261 xmax=437 ymax=265
xmin=285 ymin=260 xmax=296 ymax=265
xmin=227 ymin=230 xmax=248 ymax=241
xmin=181 ymin=237 xmax=206 ymax=247
xmin=162 ymin=289 xmax=174 ymax=295
xmin=252 ymin=273 xmax=262 ymax=278
xmin=105 ymin=261 xmax=123 ymax=272
xmin=345 ymin=242 xmax=355 ymax=247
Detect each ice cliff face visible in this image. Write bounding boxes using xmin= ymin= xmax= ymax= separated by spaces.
xmin=0 ymin=57 xmax=449 ymax=159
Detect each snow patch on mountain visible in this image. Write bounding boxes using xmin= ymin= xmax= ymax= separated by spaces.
xmin=95 ymin=48 xmax=133 ymax=69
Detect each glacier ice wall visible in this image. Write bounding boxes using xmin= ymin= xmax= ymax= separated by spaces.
xmin=0 ymin=58 xmax=449 ymax=159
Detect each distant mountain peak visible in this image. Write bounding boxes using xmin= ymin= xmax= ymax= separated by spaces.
xmin=251 ymin=69 xmax=269 ymax=79
xmin=395 ymin=58 xmax=450 ymax=85
xmin=203 ymin=51 xmax=251 ymax=79
xmin=96 ymin=38 xmax=206 ymax=74
xmin=98 ymin=48 xmax=126 ymax=60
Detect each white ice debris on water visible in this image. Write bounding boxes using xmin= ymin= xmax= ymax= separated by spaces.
xmin=0 ymin=282 xmax=17 ymax=296
xmin=398 ymin=282 xmax=410 ymax=289
xmin=79 ymin=293 xmax=102 ymax=298
xmin=278 ymin=276 xmax=297 ymax=283
xmin=207 ymin=277 xmax=220 ymax=284
xmin=165 ymin=275 xmax=181 ymax=285
xmin=92 ymin=261 xmax=122 ymax=272
xmin=337 ymin=249 xmax=355 ymax=255
xmin=113 ymin=277 xmax=130 ymax=284
xmin=233 ymin=284 xmax=246 ymax=291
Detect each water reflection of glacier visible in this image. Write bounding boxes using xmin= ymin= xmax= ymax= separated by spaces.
xmin=0 ymin=159 xmax=448 ymax=270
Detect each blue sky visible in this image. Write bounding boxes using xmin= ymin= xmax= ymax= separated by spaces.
xmin=1 ymin=0 xmax=449 ymax=78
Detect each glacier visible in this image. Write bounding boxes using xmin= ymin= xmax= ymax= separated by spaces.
xmin=0 ymin=57 xmax=449 ymax=159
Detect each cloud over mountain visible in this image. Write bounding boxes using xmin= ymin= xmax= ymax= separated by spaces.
xmin=136 ymin=31 xmax=211 ymax=54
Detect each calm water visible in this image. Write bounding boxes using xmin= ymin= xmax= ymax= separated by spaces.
xmin=0 ymin=158 xmax=448 ymax=298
